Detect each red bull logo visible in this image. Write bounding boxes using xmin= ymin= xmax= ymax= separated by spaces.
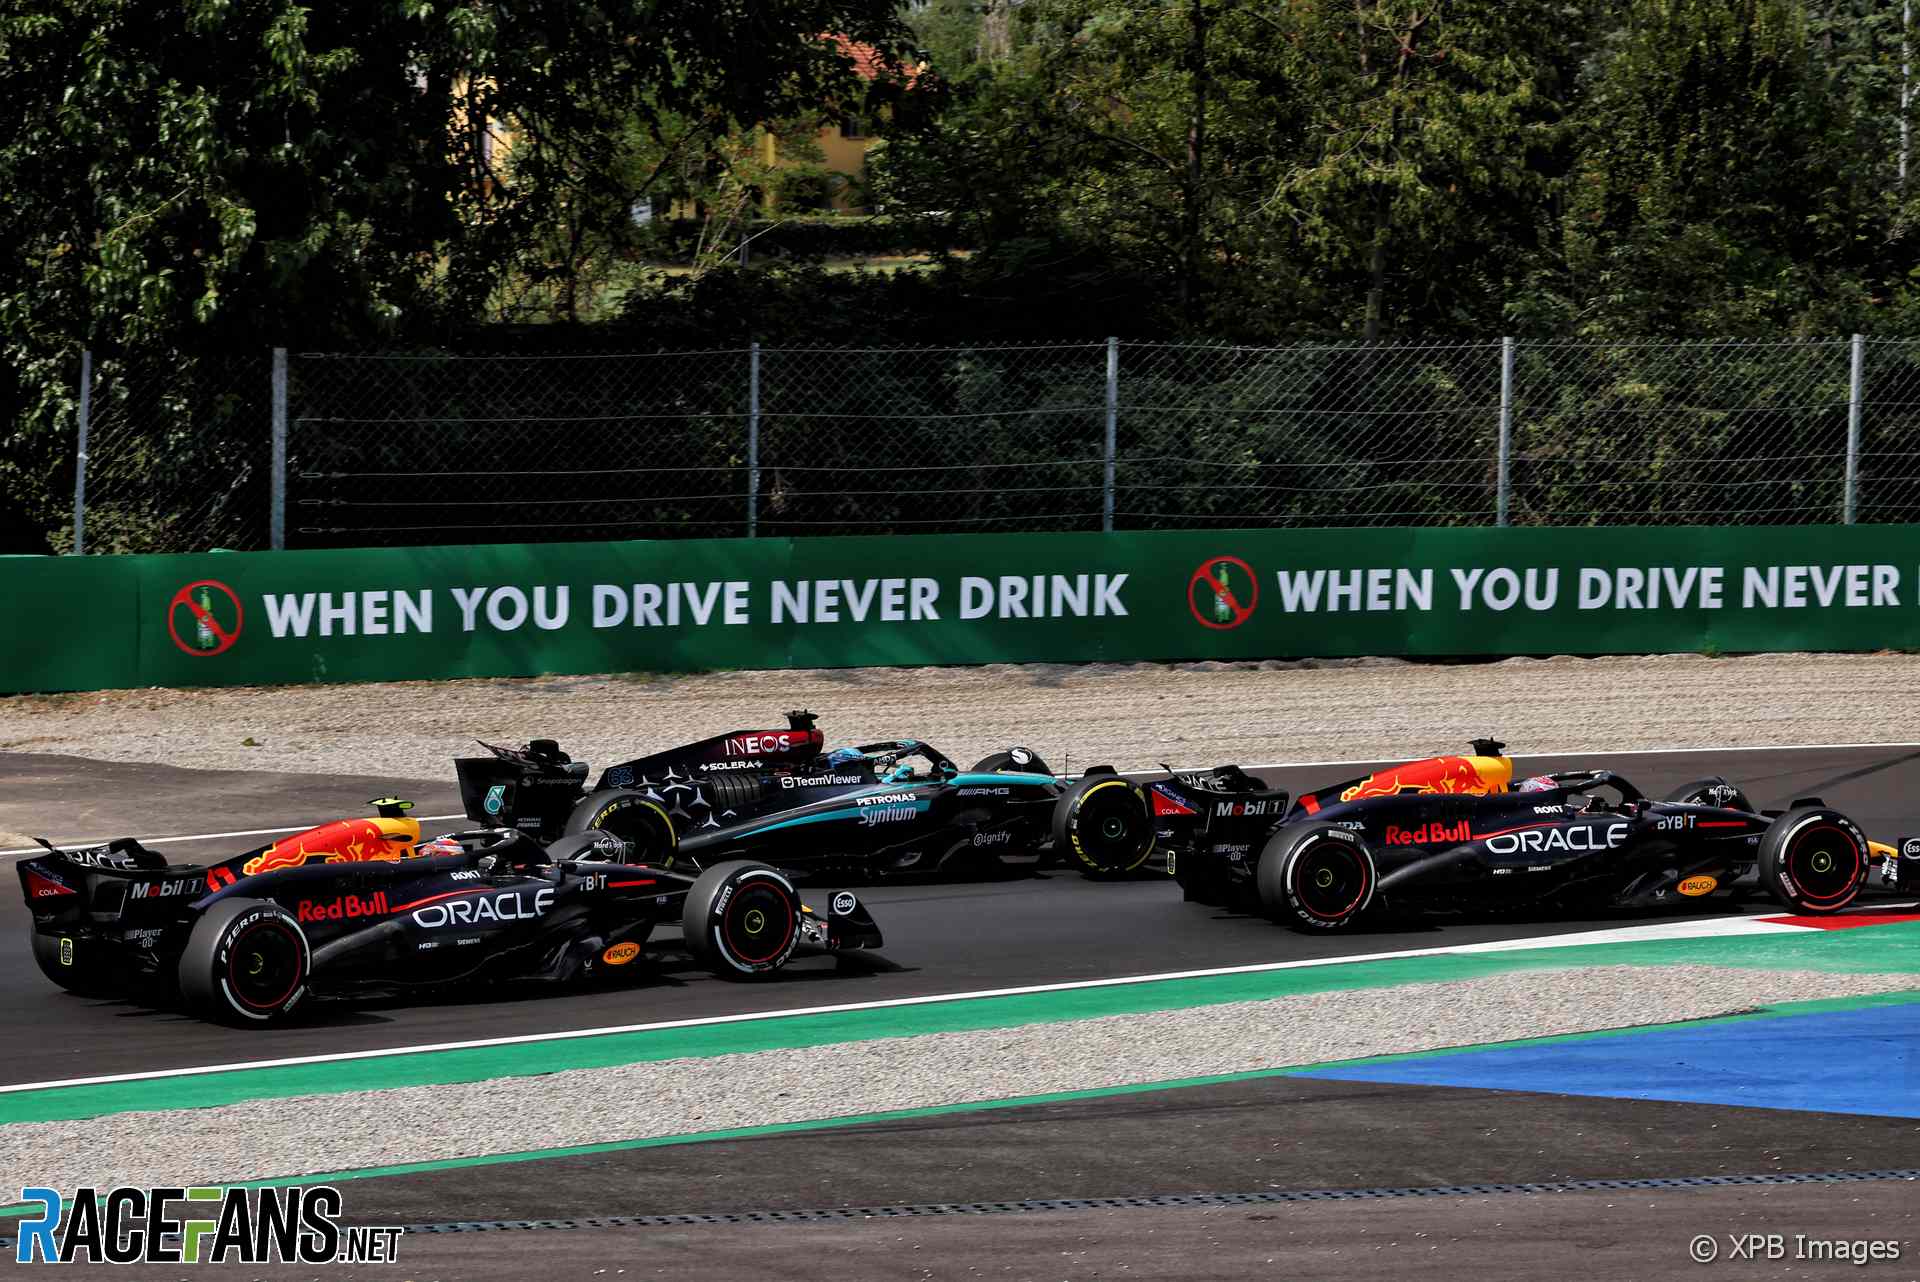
xmin=1339 ymin=755 xmax=1511 ymax=803
xmin=296 ymin=892 xmax=390 ymax=922
xmin=1383 ymin=820 xmax=1473 ymax=846
xmin=241 ymin=818 xmax=416 ymax=877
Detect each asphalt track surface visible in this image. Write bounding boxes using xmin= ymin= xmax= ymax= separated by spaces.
xmin=3 ymin=743 xmax=1919 ymax=1087
xmin=5 ymin=744 xmax=1920 ymax=1279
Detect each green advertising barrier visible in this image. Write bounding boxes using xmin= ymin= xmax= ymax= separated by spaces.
xmin=5 ymin=525 xmax=1920 ymax=694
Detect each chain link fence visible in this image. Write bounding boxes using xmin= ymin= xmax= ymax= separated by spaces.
xmin=61 ymin=338 xmax=1920 ymax=551
xmin=70 ymin=350 xmax=271 ymax=553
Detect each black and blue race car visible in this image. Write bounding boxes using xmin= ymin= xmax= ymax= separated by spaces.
xmin=20 ymin=805 xmax=885 ymax=1026
xmin=1151 ymin=740 xmax=1920 ymax=930
xmin=455 ymin=712 xmax=1159 ymax=879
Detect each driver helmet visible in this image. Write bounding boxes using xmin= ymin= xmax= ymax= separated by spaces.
xmin=1516 ymin=775 xmax=1557 ymax=793
xmin=826 ymin=747 xmax=864 ymax=767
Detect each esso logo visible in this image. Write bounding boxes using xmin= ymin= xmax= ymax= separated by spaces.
xmin=831 ymin=891 xmax=857 ymax=916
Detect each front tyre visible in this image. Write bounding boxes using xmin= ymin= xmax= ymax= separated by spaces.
xmin=1758 ymin=808 xmax=1869 ymax=914
xmin=682 ymin=861 xmax=801 ymax=980
xmin=178 ymin=899 xmax=312 ymax=1025
xmin=1051 ymin=776 xmax=1155 ymax=878
xmin=1257 ymin=824 xmax=1377 ymax=932
xmin=567 ymin=790 xmax=684 ymax=868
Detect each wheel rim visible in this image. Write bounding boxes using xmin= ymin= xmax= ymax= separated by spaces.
xmin=722 ymin=881 xmax=795 ymax=965
xmin=1786 ymin=824 xmax=1861 ymax=904
xmin=1292 ymin=841 xmax=1370 ymax=921
xmin=226 ymin=920 xmax=303 ymax=1011
xmin=1077 ymin=790 xmax=1148 ymax=870
xmin=596 ymin=803 xmax=671 ymax=863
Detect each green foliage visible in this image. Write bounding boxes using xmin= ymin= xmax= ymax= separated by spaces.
xmin=0 ymin=0 xmax=913 ymax=543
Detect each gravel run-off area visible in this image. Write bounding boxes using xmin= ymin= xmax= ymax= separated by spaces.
xmin=2 ymin=966 xmax=1912 ymax=1195
xmin=4 ymin=652 xmax=1920 ymax=783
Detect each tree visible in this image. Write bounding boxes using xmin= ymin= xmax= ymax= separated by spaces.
xmin=1546 ymin=0 xmax=1902 ymax=335
xmin=0 ymin=0 xmax=911 ymax=545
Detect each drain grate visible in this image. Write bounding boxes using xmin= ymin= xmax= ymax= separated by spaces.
xmin=390 ymin=1167 xmax=1920 ymax=1235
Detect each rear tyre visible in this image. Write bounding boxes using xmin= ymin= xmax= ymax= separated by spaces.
xmin=682 ymin=861 xmax=802 ymax=980
xmin=178 ymin=898 xmax=312 ymax=1025
xmin=1256 ymin=824 xmax=1376 ymax=932
xmin=567 ymin=790 xmax=684 ymax=868
xmin=971 ymin=748 xmax=1054 ymax=777
xmin=1051 ymin=776 xmax=1155 ymax=878
xmin=1758 ymin=808 xmax=1869 ymax=914
xmin=31 ymin=932 xmax=122 ymax=999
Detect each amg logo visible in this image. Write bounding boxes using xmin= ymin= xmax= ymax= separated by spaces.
xmin=856 ymin=792 xmax=917 ymax=806
xmin=1383 ymin=820 xmax=1471 ymax=846
xmin=1212 ymin=800 xmax=1284 ymax=818
xmin=957 ymin=786 xmax=1011 ymax=797
xmin=859 ymin=805 xmax=919 ymax=826
xmin=725 ymin=732 xmax=794 ymax=757
xmin=1484 ymin=823 xmax=1629 ymax=856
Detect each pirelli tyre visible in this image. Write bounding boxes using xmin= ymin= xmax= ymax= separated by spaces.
xmin=31 ymin=931 xmax=122 ymax=999
xmin=1256 ymin=823 xmax=1377 ymax=932
xmin=682 ymin=861 xmax=802 ymax=980
xmin=566 ymin=790 xmax=683 ymax=868
xmin=178 ymin=898 xmax=312 ymax=1025
xmin=1758 ymin=808 xmax=1870 ymax=914
xmin=971 ymin=747 xmax=1055 ymax=776
xmin=1052 ymin=775 xmax=1155 ymax=878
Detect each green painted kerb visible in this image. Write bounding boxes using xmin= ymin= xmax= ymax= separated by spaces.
xmin=4 ymin=987 xmax=1914 ymax=1218
xmin=2 ymin=921 xmax=1915 ymax=1126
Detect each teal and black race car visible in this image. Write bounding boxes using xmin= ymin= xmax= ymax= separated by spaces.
xmin=455 ymin=713 xmax=1157 ymax=880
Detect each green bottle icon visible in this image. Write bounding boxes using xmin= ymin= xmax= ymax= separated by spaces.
xmin=1212 ymin=566 xmax=1233 ymax=623
xmin=196 ymin=587 xmax=216 ymax=650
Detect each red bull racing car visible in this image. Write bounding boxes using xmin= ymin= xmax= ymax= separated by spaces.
xmin=1154 ymin=740 xmax=1920 ymax=931
xmin=18 ymin=799 xmax=883 ymax=1025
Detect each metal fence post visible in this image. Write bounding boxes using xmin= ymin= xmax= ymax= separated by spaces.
xmin=1496 ymin=337 xmax=1515 ymax=527
xmin=747 ymin=342 xmax=761 ymax=537
xmin=72 ymin=350 xmax=92 ymax=555
xmin=1103 ymin=337 xmax=1118 ymax=533
xmin=1845 ymin=334 xmax=1865 ymax=525
xmin=270 ymin=347 xmax=288 ymax=550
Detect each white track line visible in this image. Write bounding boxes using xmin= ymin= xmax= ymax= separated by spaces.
xmin=8 ymin=740 xmax=1917 ymax=860
xmin=0 ymin=912 xmax=1828 ymax=1097
xmin=0 ymin=816 xmax=467 ymax=860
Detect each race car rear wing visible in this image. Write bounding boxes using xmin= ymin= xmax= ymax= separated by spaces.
xmin=455 ymin=741 xmax=590 ymax=839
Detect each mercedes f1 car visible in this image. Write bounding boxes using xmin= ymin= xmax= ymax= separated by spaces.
xmin=455 ymin=711 xmax=1160 ymax=879
xmin=18 ymin=799 xmax=883 ymax=1025
xmin=1152 ymin=741 xmax=1920 ymax=931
